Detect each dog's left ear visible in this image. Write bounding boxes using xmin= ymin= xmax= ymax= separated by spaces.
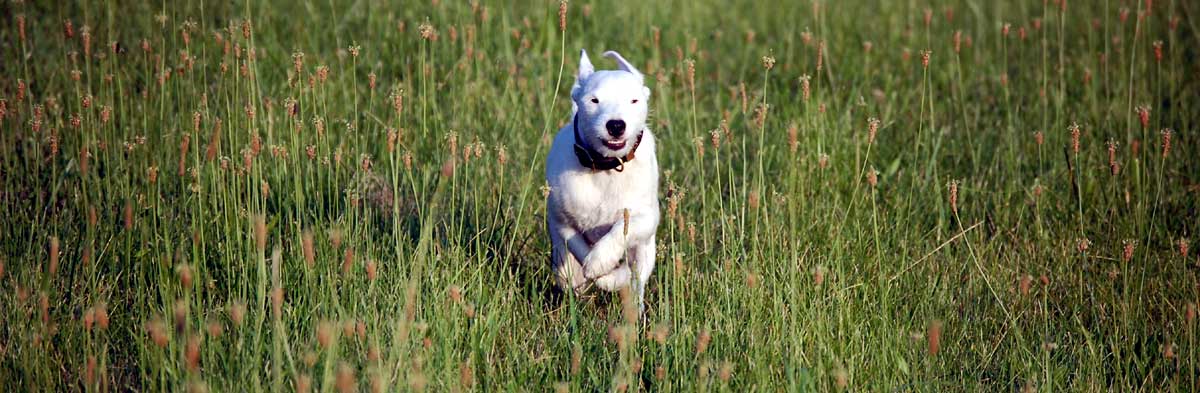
xmin=602 ymin=51 xmax=643 ymax=80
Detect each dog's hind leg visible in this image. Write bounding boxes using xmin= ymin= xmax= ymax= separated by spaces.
xmin=630 ymin=237 xmax=655 ymax=315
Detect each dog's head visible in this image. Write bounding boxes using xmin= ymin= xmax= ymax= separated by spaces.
xmin=571 ymin=49 xmax=651 ymax=157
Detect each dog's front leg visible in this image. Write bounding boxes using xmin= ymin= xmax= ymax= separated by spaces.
xmin=583 ymin=209 xmax=659 ymax=279
xmin=549 ymin=215 xmax=593 ymax=292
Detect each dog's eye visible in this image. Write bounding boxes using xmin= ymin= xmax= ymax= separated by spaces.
xmin=591 ymin=98 xmax=599 ymax=104
xmin=631 ymin=99 xmax=639 ymax=104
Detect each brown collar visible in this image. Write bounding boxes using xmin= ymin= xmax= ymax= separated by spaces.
xmin=572 ymin=114 xmax=643 ymax=172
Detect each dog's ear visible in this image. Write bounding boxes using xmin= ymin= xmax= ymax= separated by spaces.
xmin=602 ymin=51 xmax=643 ymax=79
xmin=572 ymin=49 xmax=595 ymax=110
xmin=577 ymin=49 xmax=595 ymax=81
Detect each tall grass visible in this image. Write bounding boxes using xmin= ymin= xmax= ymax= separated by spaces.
xmin=0 ymin=0 xmax=1197 ymax=390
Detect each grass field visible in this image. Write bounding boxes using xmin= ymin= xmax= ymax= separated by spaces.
xmin=1 ymin=0 xmax=1198 ymax=390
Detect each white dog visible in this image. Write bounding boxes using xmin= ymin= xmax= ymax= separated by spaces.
xmin=545 ymin=49 xmax=660 ymax=311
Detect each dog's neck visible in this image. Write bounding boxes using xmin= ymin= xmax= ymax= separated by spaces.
xmin=572 ymin=113 xmax=643 ymax=172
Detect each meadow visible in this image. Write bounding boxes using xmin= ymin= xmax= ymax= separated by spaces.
xmin=1 ymin=0 xmax=1198 ymax=390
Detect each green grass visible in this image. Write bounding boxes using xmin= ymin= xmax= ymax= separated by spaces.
xmin=1 ymin=0 xmax=1198 ymax=390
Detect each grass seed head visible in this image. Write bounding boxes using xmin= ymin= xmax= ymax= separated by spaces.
xmin=185 ymin=335 xmax=202 ymax=371
xmin=1136 ymin=106 xmax=1150 ymax=129
xmin=761 ymin=55 xmax=775 ymax=70
xmin=948 ymin=180 xmax=959 ymax=214
xmin=253 ymin=214 xmax=267 ymax=251
xmin=570 ymin=344 xmax=582 ymax=375
xmin=928 ymin=320 xmax=943 ymax=356
xmin=229 ymin=301 xmax=246 ymax=327
xmin=1160 ymin=128 xmax=1172 ymax=158
xmin=695 ymin=328 xmax=712 ymax=354
xmin=1068 ymin=123 xmax=1081 ymax=154
xmin=48 ymin=236 xmax=59 ymax=276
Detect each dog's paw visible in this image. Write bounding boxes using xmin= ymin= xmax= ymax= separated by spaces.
xmin=583 ymin=243 xmax=623 ymax=279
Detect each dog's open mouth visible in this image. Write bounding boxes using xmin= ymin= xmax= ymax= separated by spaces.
xmin=601 ymin=139 xmax=626 ymax=150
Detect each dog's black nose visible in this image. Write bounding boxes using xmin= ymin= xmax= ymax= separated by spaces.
xmin=605 ymin=120 xmax=626 ymax=137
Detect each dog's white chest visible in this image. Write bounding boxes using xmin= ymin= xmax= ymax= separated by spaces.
xmin=545 ymin=128 xmax=659 ymax=237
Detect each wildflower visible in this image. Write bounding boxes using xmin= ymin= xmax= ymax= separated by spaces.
xmin=1077 ymin=238 xmax=1091 ymax=253
xmin=761 ymin=55 xmax=776 ymax=70
xmin=1153 ymin=41 xmax=1163 ymax=62
xmin=920 ymin=50 xmax=931 ymax=68
xmin=1122 ymin=240 xmax=1136 ymax=262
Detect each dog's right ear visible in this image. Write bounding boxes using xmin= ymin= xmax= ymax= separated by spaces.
xmin=571 ymin=49 xmax=595 ymax=108
xmin=577 ymin=49 xmax=595 ymax=81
